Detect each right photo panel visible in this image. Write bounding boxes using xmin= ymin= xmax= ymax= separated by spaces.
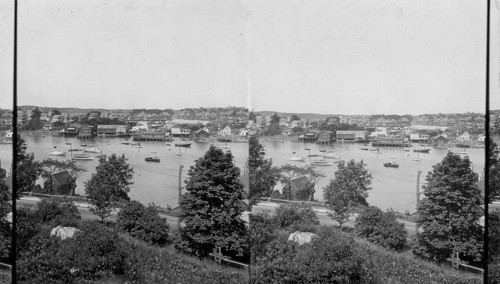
xmin=248 ymin=0 xmax=487 ymax=283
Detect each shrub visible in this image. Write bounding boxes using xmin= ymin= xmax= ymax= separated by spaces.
xmin=249 ymin=212 xmax=277 ymax=263
xmin=489 ymin=210 xmax=500 ymax=284
xmin=16 ymin=206 xmax=42 ymax=258
xmin=116 ymin=200 xmax=170 ymax=246
xmin=17 ymin=221 xmax=131 ymax=283
xmin=37 ymin=198 xmax=81 ymax=227
xmin=252 ymin=227 xmax=375 ymax=284
xmin=355 ymin=206 xmax=407 ymax=251
xmin=273 ymin=202 xmax=319 ymax=233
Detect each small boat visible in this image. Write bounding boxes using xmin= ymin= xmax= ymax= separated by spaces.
xmin=68 ymin=149 xmax=82 ymax=152
xmin=195 ymin=138 xmax=211 ymax=143
xmin=319 ymin=149 xmax=326 ymax=152
xmin=413 ymin=152 xmax=421 ymax=161
xmin=360 ymin=147 xmax=369 ymax=151
xmin=413 ymin=148 xmax=431 ymax=153
xmin=80 ymin=144 xmax=87 ymax=147
xmin=307 ymin=154 xmax=321 ymax=157
xmin=218 ymin=138 xmax=232 ymax=143
xmin=369 ymin=148 xmax=380 ymax=152
xmin=84 ymin=147 xmax=101 ymax=153
xmin=289 ymin=156 xmax=305 ymax=162
xmin=145 ymin=157 xmax=160 ymax=162
xmin=323 ymin=152 xmax=339 ymax=159
xmin=87 ymin=143 xmax=98 ymax=147
xmin=175 ymin=142 xmax=192 ymax=147
xmin=165 ymin=143 xmax=171 ymax=146
xmin=311 ymin=159 xmax=334 ymax=166
xmin=259 ymin=147 xmax=267 ymax=155
xmin=72 ymin=153 xmax=94 ymax=160
xmin=50 ymin=151 xmax=66 ymax=156
xmin=403 ymin=148 xmax=411 ymax=152
xmin=383 ymin=162 xmax=399 ymax=168
xmin=132 ymin=143 xmax=143 ymax=148
xmin=121 ymin=142 xmax=131 ymax=145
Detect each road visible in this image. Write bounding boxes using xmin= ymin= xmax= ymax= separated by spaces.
xmin=252 ymin=202 xmax=419 ymax=235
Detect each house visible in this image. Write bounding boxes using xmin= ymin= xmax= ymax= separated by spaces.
xmin=336 ymin=131 xmax=365 ymax=141
xmin=459 ymin=131 xmax=470 ymax=141
xmin=116 ymin=125 xmax=129 ymax=135
xmin=317 ymin=131 xmax=334 ymax=144
xmin=191 ymin=129 xmax=210 ymax=140
xmin=218 ymin=125 xmax=232 ymax=136
xmin=429 ymin=134 xmax=448 ymax=146
xmin=282 ymin=176 xmax=315 ymax=201
xmin=239 ymin=129 xmax=249 ymax=136
xmin=97 ymin=125 xmax=124 ymax=136
xmin=171 ymin=128 xmax=191 ymax=138
xmin=43 ymin=171 xmax=75 ymax=195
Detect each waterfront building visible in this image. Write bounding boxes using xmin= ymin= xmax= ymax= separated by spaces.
xmin=282 ymin=176 xmax=315 ymax=201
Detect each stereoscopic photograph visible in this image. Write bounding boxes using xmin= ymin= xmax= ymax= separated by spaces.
xmin=5 ymin=0 xmax=496 ymax=283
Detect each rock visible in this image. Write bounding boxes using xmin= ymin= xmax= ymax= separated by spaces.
xmin=288 ymin=231 xmax=316 ymax=245
xmin=50 ymin=226 xmax=81 ymax=240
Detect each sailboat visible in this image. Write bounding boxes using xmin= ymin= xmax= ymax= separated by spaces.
xmin=413 ymin=152 xmax=421 ymax=161
xmin=173 ymin=146 xmax=183 ymax=156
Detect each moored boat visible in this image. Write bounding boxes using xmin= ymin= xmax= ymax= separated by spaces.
xmin=383 ymin=162 xmax=399 ymax=168
xmin=50 ymin=151 xmax=66 ymax=156
xmin=175 ymin=142 xmax=192 ymax=147
xmin=323 ymin=152 xmax=339 ymax=159
xmin=72 ymin=153 xmax=94 ymax=160
xmin=145 ymin=157 xmax=160 ymax=162
xmin=84 ymin=147 xmax=100 ymax=153
xmin=289 ymin=156 xmax=305 ymax=162
xmin=413 ymin=148 xmax=431 ymax=153
xmin=311 ymin=159 xmax=334 ymax=166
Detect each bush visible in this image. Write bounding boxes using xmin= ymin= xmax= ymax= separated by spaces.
xmin=249 ymin=212 xmax=277 ymax=263
xmin=17 ymin=221 xmax=131 ymax=283
xmin=489 ymin=210 xmax=500 ymax=284
xmin=37 ymin=198 xmax=81 ymax=227
xmin=355 ymin=206 xmax=407 ymax=251
xmin=116 ymin=200 xmax=170 ymax=246
xmin=16 ymin=206 xmax=42 ymax=258
xmin=273 ymin=203 xmax=319 ymax=233
xmin=251 ymin=227 xmax=375 ymax=284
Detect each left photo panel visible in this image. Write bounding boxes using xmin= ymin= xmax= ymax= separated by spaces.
xmin=15 ymin=0 xmax=249 ymax=283
xmin=0 ymin=0 xmax=14 ymax=282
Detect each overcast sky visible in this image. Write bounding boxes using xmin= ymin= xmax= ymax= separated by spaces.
xmin=0 ymin=0 xmax=14 ymax=110
xmin=16 ymin=0 xmax=490 ymax=114
xmin=491 ymin=0 xmax=500 ymax=110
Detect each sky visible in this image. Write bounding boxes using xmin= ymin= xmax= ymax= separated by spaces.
xmin=0 ymin=0 xmax=14 ymax=110
xmin=491 ymin=0 xmax=500 ymax=110
xmin=16 ymin=0 xmax=490 ymax=115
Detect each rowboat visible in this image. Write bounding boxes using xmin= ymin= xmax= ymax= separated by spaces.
xmin=145 ymin=157 xmax=160 ymax=162
xmin=383 ymin=162 xmax=399 ymax=168
xmin=311 ymin=159 xmax=334 ymax=166
xmin=289 ymin=156 xmax=305 ymax=162
xmin=50 ymin=151 xmax=66 ymax=156
xmin=72 ymin=153 xmax=94 ymax=160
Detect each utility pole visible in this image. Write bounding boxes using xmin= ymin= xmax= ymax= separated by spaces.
xmin=177 ymin=164 xmax=184 ymax=228
xmin=415 ymin=170 xmax=422 ymax=235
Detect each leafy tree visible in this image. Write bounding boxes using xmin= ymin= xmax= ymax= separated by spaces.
xmin=489 ymin=138 xmax=500 ymax=202
xmin=323 ymin=159 xmax=372 ymax=227
xmin=84 ymin=154 xmax=134 ymax=222
xmin=15 ymin=134 xmax=43 ymax=198
xmin=414 ymin=152 xmax=483 ymax=264
xmin=290 ymin=114 xmax=300 ymax=121
xmin=489 ymin=210 xmax=500 ymax=283
xmin=248 ymin=136 xmax=280 ymax=205
xmin=263 ymin=123 xmax=282 ymax=136
xmin=279 ymin=164 xmax=324 ymax=200
xmin=270 ymin=113 xmax=280 ymax=124
xmin=116 ymin=201 xmax=170 ymax=246
xmin=355 ymin=206 xmax=407 ymax=251
xmin=36 ymin=198 xmax=81 ymax=227
xmin=51 ymin=109 xmax=61 ymax=116
xmin=177 ymin=146 xmax=248 ymax=260
xmin=0 ymin=168 xmax=11 ymax=261
xmin=273 ymin=203 xmax=319 ymax=233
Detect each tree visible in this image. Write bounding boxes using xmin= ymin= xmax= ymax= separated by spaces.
xmin=270 ymin=113 xmax=280 ymax=124
xmin=489 ymin=138 xmax=500 ymax=202
xmin=248 ymin=136 xmax=280 ymax=205
xmin=0 ymin=168 xmax=11 ymax=261
xmin=279 ymin=164 xmax=324 ymax=200
xmin=178 ymin=146 xmax=248 ymax=259
xmin=51 ymin=109 xmax=61 ymax=116
xmin=15 ymin=134 xmax=43 ymax=198
xmin=290 ymin=114 xmax=300 ymax=121
xmin=323 ymin=159 xmax=372 ymax=227
xmin=84 ymin=154 xmax=134 ymax=222
xmin=414 ymin=152 xmax=483 ymax=264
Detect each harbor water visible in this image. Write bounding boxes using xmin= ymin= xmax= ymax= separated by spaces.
xmin=22 ymin=134 xmax=248 ymax=209
xmin=261 ymin=139 xmax=485 ymax=213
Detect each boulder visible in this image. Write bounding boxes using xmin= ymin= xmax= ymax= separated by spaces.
xmin=50 ymin=226 xmax=81 ymax=240
xmin=288 ymin=231 xmax=316 ymax=245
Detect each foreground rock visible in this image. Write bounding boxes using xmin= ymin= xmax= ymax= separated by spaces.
xmin=288 ymin=231 xmax=316 ymax=245
xmin=50 ymin=226 xmax=81 ymax=240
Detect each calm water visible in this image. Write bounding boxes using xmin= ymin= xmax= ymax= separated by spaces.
xmin=23 ymin=134 xmax=248 ymax=208
xmin=0 ymin=144 xmax=13 ymax=173
xmin=261 ymin=140 xmax=485 ymax=213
